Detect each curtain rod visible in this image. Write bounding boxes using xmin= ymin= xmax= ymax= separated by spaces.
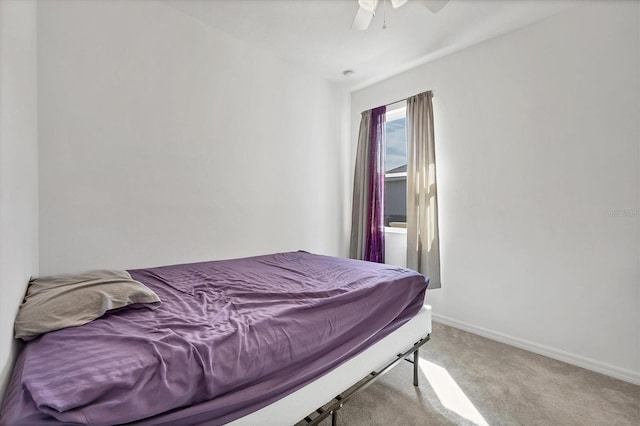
xmin=361 ymin=91 xmax=434 ymax=114
xmin=385 ymin=90 xmax=434 ymax=107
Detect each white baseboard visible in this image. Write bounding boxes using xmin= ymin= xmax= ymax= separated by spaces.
xmin=432 ymin=313 xmax=640 ymax=386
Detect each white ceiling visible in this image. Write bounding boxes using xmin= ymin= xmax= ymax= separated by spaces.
xmin=162 ymin=0 xmax=574 ymax=91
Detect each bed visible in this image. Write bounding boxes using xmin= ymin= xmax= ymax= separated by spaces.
xmin=0 ymin=251 xmax=431 ymax=425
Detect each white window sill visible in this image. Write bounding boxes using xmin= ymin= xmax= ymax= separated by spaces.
xmin=385 ymin=226 xmax=407 ymax=234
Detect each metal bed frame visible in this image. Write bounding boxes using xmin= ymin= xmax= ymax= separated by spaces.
xmin=300 ymin=334 xmax=431 ymax=426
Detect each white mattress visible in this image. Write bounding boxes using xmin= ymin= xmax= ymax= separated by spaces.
xmin=229 ymin=305 xmax=432 ymax=426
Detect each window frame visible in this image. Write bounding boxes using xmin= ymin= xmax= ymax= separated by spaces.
xmin=384 ymin=104 xmax=408 ymax=232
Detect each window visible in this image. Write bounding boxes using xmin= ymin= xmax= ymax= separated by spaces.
xmin=384 ymin=104 xmax=407 ymax=228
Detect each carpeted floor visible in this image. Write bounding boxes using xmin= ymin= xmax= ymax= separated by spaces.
xmin=311 ymin=322 xmax=640 ymax=426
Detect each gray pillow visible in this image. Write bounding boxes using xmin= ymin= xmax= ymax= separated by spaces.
xmin=15 ymin=269 xmax=161 ymax=340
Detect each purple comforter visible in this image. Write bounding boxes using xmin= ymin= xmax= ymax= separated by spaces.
xmin=1 ymin=252 xmax=428 ymax=425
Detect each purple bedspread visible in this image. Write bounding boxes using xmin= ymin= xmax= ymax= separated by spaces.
xmin=1 ymin=252 xmax=428 ymax=425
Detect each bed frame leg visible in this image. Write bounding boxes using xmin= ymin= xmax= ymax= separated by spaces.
xmin=413 ymin=348 xmax=419 ymax=386
xmin=331 ymin=409 xmax=337 ymax=426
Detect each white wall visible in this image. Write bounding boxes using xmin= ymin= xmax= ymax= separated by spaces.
xmin=38 ymin=0 xmax=347 ymax=275
xmin=0 ymin=0 xmax=39 ymax=402
xmin=352 ymin=2 xmax=640 ymax=383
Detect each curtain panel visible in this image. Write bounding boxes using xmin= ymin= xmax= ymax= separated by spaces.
xmin=350 ymin=106 xmax=386 ymax=263
xmin=406 ymin=92 xmax=441 ymax=288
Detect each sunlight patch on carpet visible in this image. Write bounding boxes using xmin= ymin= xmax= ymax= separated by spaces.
xmin=419 ymin=358 xmax=490 ymax=426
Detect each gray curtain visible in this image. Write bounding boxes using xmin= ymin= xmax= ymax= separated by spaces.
xmin=406 ymin=91 xmax=441 ymax=288
xmin=350 ymin=107 xmax=386 ymax=263
xmin=349 ymin=111 xmax=372 ymax=260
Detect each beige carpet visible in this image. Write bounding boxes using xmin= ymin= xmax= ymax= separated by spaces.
xmin=310 ymin=322 xmax=639 ymax=426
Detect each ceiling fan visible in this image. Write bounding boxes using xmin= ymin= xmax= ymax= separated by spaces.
xmin=351 ymin=0 xmax=450 ymax=31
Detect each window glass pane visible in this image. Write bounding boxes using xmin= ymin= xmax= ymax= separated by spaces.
xmin=385 ymin=116 xmax=407 ymax=173
xmin=384 ymin=176 xmax=406 ymax=226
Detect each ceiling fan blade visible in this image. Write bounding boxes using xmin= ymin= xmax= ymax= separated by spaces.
xmin=391 ymin=0 xmax=408 ymax=8
xmin=424 ymin=0 xmax=449 ymax=13
xmin=351 ymin=5 xmax=375 ymax=30
xmin=358 ymin=0 xmax=379 ymax=13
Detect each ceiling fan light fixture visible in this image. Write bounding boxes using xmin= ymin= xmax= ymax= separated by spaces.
xmin=352 ymin=0 xmax=445 ymax=31
xmin=390 ymin=0 xmax=408 ymax=8
xmin=424 ymin=0 xmax=449 ymax=13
